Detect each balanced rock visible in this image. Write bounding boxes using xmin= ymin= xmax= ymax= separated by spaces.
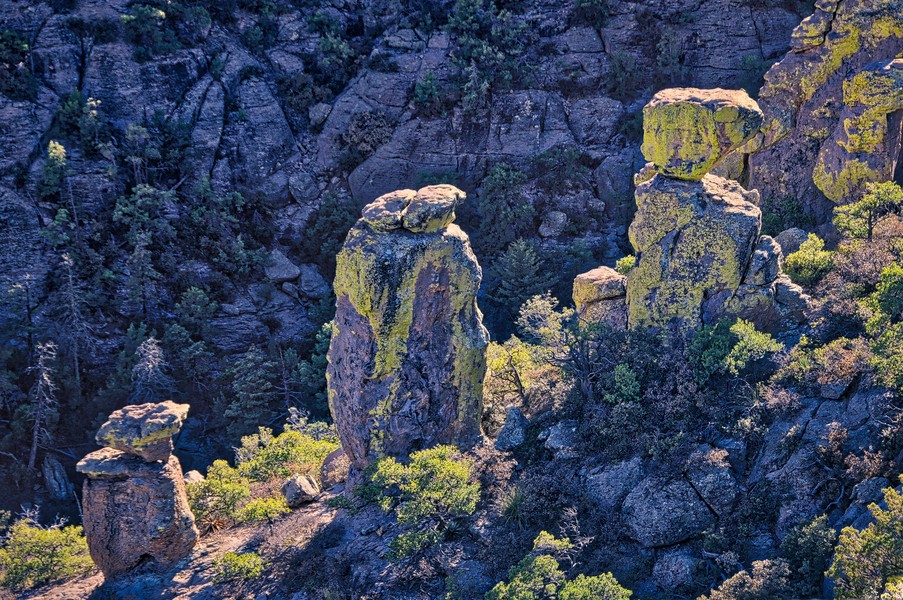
xmin=573 ymin=266 xmax=627 ymax=328
xmin=95 ymin=401 xmax=189 ymax=462
xmin=813 ymin=59 xmax=903 ymax=203
xmin=327 ymin=185 xmax=489 ymax=471
xmin=641 ymin=88 xmax=763 ymax=181
xmin=77 ymin=448 xmax=198 ymax=578
xmin=627 ymin=174 xmax=761 ymax=329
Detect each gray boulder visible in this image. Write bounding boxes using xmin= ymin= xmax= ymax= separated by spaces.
xmin=282 ymin=474 xmax=321 ymax=507
xmin=495 ymin=407 xmax=528 ymax=452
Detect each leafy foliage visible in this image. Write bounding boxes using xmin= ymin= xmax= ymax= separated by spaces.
xmin=784 ymin=233 xmax=834 ymax=287
xmin=834 ymin=182 xmax=903 ymax=241
xmin=0 ymin=517 xmax=93 ymax=591
xmin=213 ymin=551 xmax=264 ymax=582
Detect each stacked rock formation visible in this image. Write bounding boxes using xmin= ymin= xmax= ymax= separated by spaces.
xmin=620 ymin=88 xmax=808 ymax=331
xmin=327 ymin=185 xmax=489 ymax=472
xmin=813 ymin=59 xmax=903 ymax=203
xmin=751 ymin=0 xmax=903 ymax=214
xmin=76 ymin=401 xmax=198 ymax=579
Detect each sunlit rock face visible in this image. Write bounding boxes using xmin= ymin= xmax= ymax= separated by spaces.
xmin=327 ymin=185 xmax=488 ymax=473
xmin=625 ymin=88 xmax=808 ymax=332
xmin=77 ymin=402 xmax=198 ymax=579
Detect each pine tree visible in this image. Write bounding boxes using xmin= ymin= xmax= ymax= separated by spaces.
xmin=224 ymin=346 xmax=278 ymax=438
xmin=56 ymin=254 xmax=93 ymax=399
xmin=27 ymin=343 xmax=59 ymax=472
xmin=490 ymin=239 xmax=555 ymax=317
xmin=130 ymin=337 xmax=174 ymax=404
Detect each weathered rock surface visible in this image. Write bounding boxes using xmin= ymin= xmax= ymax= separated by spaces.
xmin=495 ymin=407 xmax=528 ymax=452
xmin=774 ymin=227 xmax=809 ymax=255
xmin=627 ymin=173 xmax=762 ymax=329
xmin=95 ymin=401 xmax=190 ymax=462
xmin=320 ymin=447 xmax=350 ymax=489
xmin=573 ymin=266 xmax=628 ymax=328
xmin=641 ymin=88 xmax=763 ymax=181
xmin=584 ymin=457 xmax=644 ymax=512
xmin=751 ymin=0 xmax=903 ymax=216
xmin=813 ymin=59 xmax=903 ymax=203
xmin=77 ymin=450 xmax=198 ymax=578
xmin=327 ymin=185 xmax=489 ymax=471
xmin=282 ymin=474 xmax=321 ymax=507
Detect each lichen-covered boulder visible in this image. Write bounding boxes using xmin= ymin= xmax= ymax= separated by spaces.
xmin=360 ymin=185 xmax=463 ymax=233
xmin=813 ymin=59 xmax=903 ymax=203
xmin=77 ymin=449 xmax=198 ymax=578
xmin=573 ymin=266 xmax=628 ymax=328
xmin=95 ymin=401 xmax=190 ymax=462
xmin=641 ymin=88 xmax=763 ymax=180
xmin=751 ymin=0 xmax=903 ymax=217
xmin=743 ymin=236 xmax=783 ymax=286
xmin=626 ymin=174 xmax=761 ymax=329
xmin=327 ymin=186 xmax=489 ymax=472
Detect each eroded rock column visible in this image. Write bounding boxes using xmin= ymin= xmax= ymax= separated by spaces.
xmin=327 ymin=185 xmax=489 ymax=471
xmin=76 ymin=401 xmax=198 ymax=579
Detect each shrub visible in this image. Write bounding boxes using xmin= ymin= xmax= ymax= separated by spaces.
xmin=238 ymin=497 xmax=290 ymax=524
xmin=368 ymin=445 xmax=480 ymax=559
xmin=571 ymin=0 xmax=610 ymax=27
xmin=701 ymin=559 xmax=792 ymax=600
xmin=413 ymin=70 xmax=443 ymax=115
xmin=186 ymin=460 xmax=251 ymax=531
xmin=38 ymin=141 xmax=67 ymax=201
xmin=121 ymin=4 xmax=182 ymax=60
xmin=834 ymin=181 xmax=903 ymax=241
xmin=298 ymin=192 xmax=361 ymax=278
xmin=486 ymin=531 xmax=631 ymax=599
xmin=784 ymin=233 xmax=834 ymax=287
xmin=0 ymin=29 xmax=38 ymax=101
xmin=829 ymin=482 xmax=903 ymax=599
xmin=615 ymin=255 xmax=635 ymax=275
xmin=338 ymin=111 xmax=393 ymax=172
xmin=722 ymin=319 xmax=782 ymax=376
xmin=235 ymin=426 xmax=339 ymax=484
xmin=0 ymin=518 xmax=93 ymax=590
xmin=213 ymin=551 xmax=264 ymax=582
xmin=689 ymin=319 xmax=780 ymax=383
xmin=780 ymin=515 xmax=836 ymax=597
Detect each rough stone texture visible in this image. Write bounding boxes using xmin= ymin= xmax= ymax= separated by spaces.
xmin=282 ymin=474 xmax=321 ymax=507
xmin=774 ymin=227 xmax=809 ymax=255
xmin=77 ymin=451 xmax=198 ymax=578
xmin=265 ymin=249 xmax=302 ymax=283
xmin=42 ymin=456 xmax=73 ymax=500
xmin=95 ymin=401 xmax=190 ymax=462
xmin=813 ymin=59 xmax=903 ymax=203
xmin=584 ymin=457 xmax=644 ymax=512
xmin=641 ymin=88 xmax=763 ymax=181
xmin=320 ymin=447 xmax=350 ymax=489
xmin=653 ymin=549 xmax=697 ymax=590
xmin=744 ymin=236 xmax=783 ymax=286
xmin=627 ymin=174 xmax=762 ymax=329
xmin=573 ymin=266 xmax=628 ymax=328
xmin=751 ymin=0 xmax=903 ymax=219
xmin=327 ymin=186 xmax=488 ymax=470
xmin=494 ymin=407 xmax=528 ymax=452
xmin=402 ymin=185 xmax=463 ymax=233
xmin=542 ymin=420 xmax=580 ymax=460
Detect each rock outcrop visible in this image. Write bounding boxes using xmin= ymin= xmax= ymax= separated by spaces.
xmin=813 ymin=59 xmax=903 ymax=202
xmin=327 ymin=185 xmax=489 ymax=472
xmin=77 ymin=402 xmax=198 ymax=579
xmin=624 ymin=88 xmax=809 ymax=331
xmin=572 ymin=266 xmax=628 ymax=328
xmin=751 ymin=0 xmax=903 ymax=216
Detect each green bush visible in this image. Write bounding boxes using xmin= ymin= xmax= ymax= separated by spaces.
xmin=235 ymin=426 xmax=339 ymax=484
xmin=0 ymin=30 xmax=38 ymax=101
xmin=213 ymin=551 xmax=264 ymax=582
xmin=834 ymin=181 xmax=903 ymax=241
xmin=571 ymin=0 xmax=610 ymax=27
xmin=121 ymin=4 xmax=182 ymax=60
xmin=475 ymin=163 xmax=533 ymax=255
xmin=413 ymin=70 xmax=443 ymax=115
xmin=0 ymin=518 xmax=94 ymax=590
xmin=367 ymin=445 xmax=480 ymax=559
xmin=238 ymin=497 xmax=290 ymax=524
xmin=829 ymin=481 xmax=903 ymax=599
xmin=615 ymin=255 xmax=635 ymax=275
xmin=701 ymin=559 xmax=792 ymax=600
xmin=186 ymin=460 xmax=251 ymax=531
xmin=783 ymin=233 xmax=834 ymax=287
xmin=486 ymin=532 xmax=631 ymax=599
xmin=689 ymin=319 xmax=781 ymax=384
xmin=780 ymin=515 xmax=836 ymax=597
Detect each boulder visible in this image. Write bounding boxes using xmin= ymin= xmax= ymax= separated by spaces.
xmin=265 ymin=249 xmax=302 ymax=283
xmin=320 ymin=447 xmax=350 ymax=489
xmin=282 ymin=474 xmax=321 ymax=507
xmin=641 ymin=88 xmax=763 ymax=181
xmin=77 ymin=450 xmax=198 ymax=578
xmin=743 ymin=236 xmax=783 ymax=286
xmin=542 ymin=421 xmax=580 ymax=459
xmin=327 ymin=186 xmax=489 ymax=471
xmin=813 ymin=59 xmax=903 ymax=203
xmin=622 ymin=475 xmax=716 ymax=547
xmin=95 ymin=401 xmax=190 ymax=462
xmin=495 ymin=407 xmax=528 ymax=452
xmin=538 ymin=211 xmax=569 ymax=238
xmin=626 ymin=174 xmax=761 ymax=329
xmin=183 ymin=470 xmax=204 ymax=486
xmin=573 ymin=266 xmax=628 ymax=328
xmin=653 ymin=549 xmax=697 ymax=590
xmin=774 ymin=227 xmax=809 ymax=255
xmin=584 ymin=457 xmax=643 ymax=511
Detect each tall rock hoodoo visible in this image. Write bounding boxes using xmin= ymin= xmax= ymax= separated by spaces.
xmin=622 ymin=88 xmax=808 ymax=331
xmin=76 ymin=401 xmax=198 ymax=579
xmin=327 ymin=185 xmax=489 ymax=472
